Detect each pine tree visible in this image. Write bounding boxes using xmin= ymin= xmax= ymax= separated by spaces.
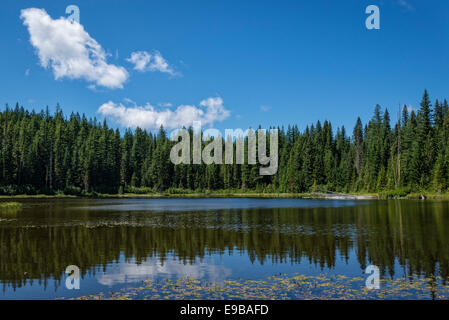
xmin=0 ymin=90 xmax=447 ymax=196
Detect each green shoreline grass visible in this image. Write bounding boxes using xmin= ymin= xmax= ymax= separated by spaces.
xmin=0 ymin=192 xmax=374 ymax=200
xmin=1 ymin=191 xmax=449 ymax=200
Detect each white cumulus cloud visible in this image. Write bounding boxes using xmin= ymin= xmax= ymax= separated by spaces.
xmin=126 ymin=51 xmax=151 ymax=71
xmin=97 ymin=97 xmax=230 ymax=130
xmin=127 ymin=50 xmax=176 ymax=75
xmin=20 ymin=8 xmax=128 ymax=89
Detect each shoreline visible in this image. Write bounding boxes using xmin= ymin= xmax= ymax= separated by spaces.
xmin=2 ymin=192 xmax=449 ymax=201
xmin=0 ymin=192 xmax=376 ymax=200
xmin=0 ymin=192 xmax=406 ymax=200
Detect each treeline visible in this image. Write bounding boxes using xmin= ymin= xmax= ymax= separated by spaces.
xmin=0 ymin=90 xmax=448 ymax=195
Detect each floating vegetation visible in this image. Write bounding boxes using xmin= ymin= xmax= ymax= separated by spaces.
xmin=75 ymin=273 xmax=449 ymax=300
xmin=0 ymin=202 xmax=22 ymax=209
xmin=0 ymin=202 xmax=22 ymax=215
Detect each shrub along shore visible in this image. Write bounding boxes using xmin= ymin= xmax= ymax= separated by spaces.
xmin=1 ymin=189 xmax=448 ymax=200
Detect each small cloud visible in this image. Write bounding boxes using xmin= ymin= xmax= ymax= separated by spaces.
xmin=123 ymin=97 xmax=137 ymax=106
xmin=126 ymin=50 xmax=178 ymax=76
xmin=150 ymin=51 xmax=177 ymax=75
xmin=87 ymin=84 xmax=99 ymax=92
xmin=25 ymin=68 xmax=30 ymax=76
xmin=126 ymin=51 xmax=151 ymax=71
xmin=260 ymin=105 xmax=272 ymax=112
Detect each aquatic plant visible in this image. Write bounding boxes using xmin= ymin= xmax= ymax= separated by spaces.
xmin=75 ymin=273 xmax=449 ymax=300
xmin=0 ymin=202 xmax=22 ymax=209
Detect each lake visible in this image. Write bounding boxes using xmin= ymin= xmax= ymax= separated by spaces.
xmin=1 ymin=198 xmax=449 ymax=299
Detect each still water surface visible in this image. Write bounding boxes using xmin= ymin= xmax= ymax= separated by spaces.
xmin=0 ymin=198 xmax=448 ymax=299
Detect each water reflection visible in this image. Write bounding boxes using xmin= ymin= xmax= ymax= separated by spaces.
xmin=97 ymin=256 xmax=232 ymax=286
xmin=1 ymin=198 xmax=449 ymax=295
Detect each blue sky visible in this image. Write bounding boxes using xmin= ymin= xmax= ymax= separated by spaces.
xmin=1 ymin=0 xmax=449 ymax=133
